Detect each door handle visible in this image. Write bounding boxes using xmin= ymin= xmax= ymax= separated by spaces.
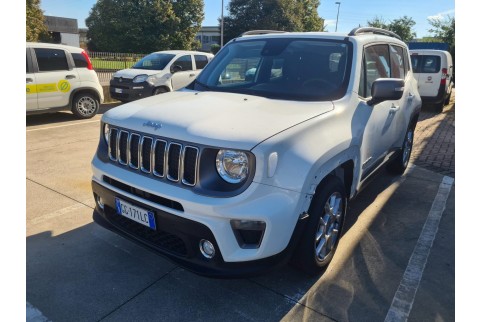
xmin=65 ymin=74 xmax=76 ymax=79
xmin=189 ymin=73 xmax=196 ymax=77
xmin=408 ymin=92 xmax=414 ymax=100
xmin=26 ymin=78 xmax=33 ymax=83
xmin=390 ymin=104 xmax=400 ymax=113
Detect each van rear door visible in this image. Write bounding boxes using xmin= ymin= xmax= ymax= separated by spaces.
xmin=410 ymin=53 xmax=441 ymax=97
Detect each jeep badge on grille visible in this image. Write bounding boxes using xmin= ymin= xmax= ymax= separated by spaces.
xmin=143 ymin=121 xmax=163 ymax=130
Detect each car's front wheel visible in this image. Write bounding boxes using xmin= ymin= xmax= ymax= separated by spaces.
xmin=72 ymin=93 xmax=99 ymax=119
xmin=292 ymin=176 xmax=347 ymax=275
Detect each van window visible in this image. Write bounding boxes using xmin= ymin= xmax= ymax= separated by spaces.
xmin=34 ymin=48 xmax=69 ymax=72
xmin=410 ymin=55 xmax=441 ymax=73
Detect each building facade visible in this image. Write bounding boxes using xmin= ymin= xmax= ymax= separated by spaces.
xmin=44 ymin=16 xmax=80 ymax=47
xmin=195 ymin=26 xmax=221 ymax=52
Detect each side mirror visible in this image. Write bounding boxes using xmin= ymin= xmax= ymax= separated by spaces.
xmin=171 ymin=65 xmax=182 ymax=73
xmin=368 ymin=79 xmax=405 ymax=106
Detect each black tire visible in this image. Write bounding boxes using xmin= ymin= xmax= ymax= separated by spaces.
xmin=153 ymin=87 xmax=168 ymax=96
xmin=71 ymin=93 xmax=99 ymax=119
xmin=434 ymin=101 xmax=444 ymax=113
xmin=387 ymin=124 xmax=415 ymax=174
xmin=444 ymin=90 xmax=452 ymax=105
xmin=291 ymin=176 xmax=347 ymax=276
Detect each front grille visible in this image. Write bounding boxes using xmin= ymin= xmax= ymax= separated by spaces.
xmin=105 ymin=207 xmax=188 ymax=256
xmin=107 ymin=128 xmax=199 ymax=187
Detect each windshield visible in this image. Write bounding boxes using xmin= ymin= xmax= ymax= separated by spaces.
xmin=191 ymin=38 xmax=351 ymax=101
xmin=132 ymin=53 xmax=175 ymax=70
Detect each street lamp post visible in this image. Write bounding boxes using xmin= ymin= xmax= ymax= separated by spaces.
xmin=221 ymin=0 xmax=224 ymax=47
xmin=335 ymin=2 xmax=341 ymax=32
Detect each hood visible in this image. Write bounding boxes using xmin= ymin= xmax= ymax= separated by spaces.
xmin=103 ymin=91 xmax=334 ymax=150
xmin=113 ymin=68 xmax=162 ymax=79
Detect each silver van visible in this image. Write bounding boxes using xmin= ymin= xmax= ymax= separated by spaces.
xmin=410 ymin=49 xmax=453 ymax=113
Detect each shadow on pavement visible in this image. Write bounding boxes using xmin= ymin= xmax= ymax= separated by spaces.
xmin=27 ymin=167 xmax=453 ymax=321
xmin=26 ymin=102 xmax=123 ymax=127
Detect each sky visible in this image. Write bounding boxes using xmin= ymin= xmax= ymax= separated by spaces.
xmin=40 ymin=0 xmax=455 ymax=38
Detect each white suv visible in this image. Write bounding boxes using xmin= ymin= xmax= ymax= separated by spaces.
xmin=91 ymin=28 xmax=422 ymax=277
xmin=110 ymin=50 xmax=214 ymax=102
xmin=26 ymin=42 xmax=104 ymax=119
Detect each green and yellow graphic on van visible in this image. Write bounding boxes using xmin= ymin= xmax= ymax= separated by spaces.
xmin=26 ymin=80 xmax=71 ymax=94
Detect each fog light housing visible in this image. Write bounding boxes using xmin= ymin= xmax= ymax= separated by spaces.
xmin=199 ymin=239 xmax=216 ymax=259
xmin=96 ymin=195 xmax=105 ymax=210
xmin=230 ymin=220 xmax=266 ymax=249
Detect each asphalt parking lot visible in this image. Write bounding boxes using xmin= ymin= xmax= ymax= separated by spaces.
xmin=26 ymin=94 xmax=455 ymax=321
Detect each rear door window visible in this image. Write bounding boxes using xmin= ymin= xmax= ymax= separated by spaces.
xmin=410 ymin=55 xmax=441 ymax=73
xmin=390 ymin=45 xmax=406 ymax=79
xmin=194 ymin=55 xmax=209 ymax=69
xmin=34 ymin=48 xmax=69 ymax=72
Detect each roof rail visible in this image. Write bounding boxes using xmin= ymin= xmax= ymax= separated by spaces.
xmin=241 ymin=30 xmax=287 ymax=37
xmin=348 ymin=27 xmax=401 ymax=40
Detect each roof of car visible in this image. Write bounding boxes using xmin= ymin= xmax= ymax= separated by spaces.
xmin=152 ymin=50 xmax=214 ymax=56
xmin=26 ymin=42 xmax=84 ymax=53
xmin=236 ymin=30 xmax=407 ymax=47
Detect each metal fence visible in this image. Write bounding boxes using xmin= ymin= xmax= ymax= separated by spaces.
xmin=88 ymin=51 xmax=147 ymax=85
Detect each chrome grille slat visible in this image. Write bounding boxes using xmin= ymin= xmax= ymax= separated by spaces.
xmin=141 ymin=136 xmax=153 ymax=173
xmin=153 ymin=139 xmax=167 ymax=177
xmin=118 ymin=130 xmax=129 ymax=165
xmin=167 ymin=143 xmax=182 ymax=182
xmin=129 ymin=133 xmax=141 ymax=169
xmin=108 ymin=127 xmax=198 ymax=187
xmin=182 ymin=146 xmax=199 ymax=186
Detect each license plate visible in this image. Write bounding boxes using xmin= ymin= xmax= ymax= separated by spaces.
xmin=115 ymin=88 xmax=123 ymax=93
xmin=115 ymin=198 xmax=156 ymax=230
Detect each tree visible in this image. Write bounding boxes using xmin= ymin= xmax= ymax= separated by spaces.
xmin=26 ymin=0 xmax=50 ymax=42
xmin=367 ymin=15 xmax=416 ymax=42
xmin=429 ymin=16 xmax=455 ymax=52
xmin=86 ymin=0 xmax=204 ymax=53
xmin=223 ymin=0 xmax=325 ymax=44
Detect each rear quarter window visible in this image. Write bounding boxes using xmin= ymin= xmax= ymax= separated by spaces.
xmin=72 ymin=53 xmax=88 ymax=68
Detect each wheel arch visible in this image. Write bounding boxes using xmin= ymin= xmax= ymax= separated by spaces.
xmin=69 ymin=87 xmax=102 ymax=107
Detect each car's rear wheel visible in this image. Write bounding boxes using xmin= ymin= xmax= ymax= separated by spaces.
xmin=387 ymin=124 xmax=415 ymax=174
xmin=292 ymin=176 xmax=347 ymax=276
xmin=72 ymin=93 xmax=99 ymax=119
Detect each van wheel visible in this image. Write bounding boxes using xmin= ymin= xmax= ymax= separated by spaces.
xmin=387 ymin=124 xmax=414 ymax=174
xmin=444 ymin=90 xmax=452 ymax=105
xmin=291 ymin=176 xmax=347 ymax=276
xmin=72 ymin=93 xmax=99 ymax=119
xmin=153 ymin=87 xmax=167 ymax=96
xmin=434 ymin=101 xmax=444 ymax=113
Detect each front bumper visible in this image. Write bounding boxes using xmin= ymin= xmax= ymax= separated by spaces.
xmin=109 ymin=80 xmax=155 ymax=102
xmin=92 ymin=180 xmax=308 ymax=278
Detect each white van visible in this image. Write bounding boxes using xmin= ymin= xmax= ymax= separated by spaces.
xmin=110 ymin=50 xmax=214 ymax=102
xmin=409 ymin=49 xmax=453 ymax=113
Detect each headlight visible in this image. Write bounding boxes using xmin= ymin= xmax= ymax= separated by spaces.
xmin=103 ymin=123 xmax=110 ymax=144
xmin=216 ymin=150 xmax=249 ymax=183
xmin=146 ymin=75 xmax=156 ymax=86
xmin=133 ymin=74 xmax=148 ymax=83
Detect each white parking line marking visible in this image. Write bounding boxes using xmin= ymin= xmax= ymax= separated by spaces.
xmin=26 ymin=301 xmax=50 ymax=322
xmin=26 ymin=120 xmax=100 ymax=132
xmin=384 ymin=176 xmax=454 ymax=322
xmin=28 ymin=199 xmax=93 ymax=226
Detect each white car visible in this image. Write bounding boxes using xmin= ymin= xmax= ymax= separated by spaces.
xmin=26 ymin=42 xmax=104 ymax=119
xmin=91 ymin=28 xmax=422 ymax=277
xmin=410 ymin=49 xmax=453 ymax=113
xmin=110 ymin=50 xmax=214 ymax=102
